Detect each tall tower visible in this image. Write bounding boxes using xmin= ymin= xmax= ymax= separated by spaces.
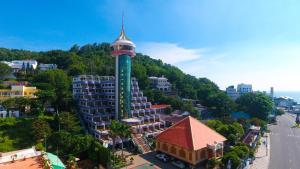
xmin=111 ymin=20 xmax=136 ymax=120
xmin=270 ymin=87 xmax=274 ymax=99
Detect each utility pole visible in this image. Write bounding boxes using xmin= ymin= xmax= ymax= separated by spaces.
xmin=266 ymin=137 xmax=268 ymax=156
xmin=56 ymin=110 xmax=60 ymax=156
xmin=44 ymin=134 xmax=47 ymax=152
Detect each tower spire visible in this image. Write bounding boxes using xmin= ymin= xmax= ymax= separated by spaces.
xmin=115 ymin=12 xmax=132 ymax=41
xmin=122 ymin=12 xmax=124 ymax=32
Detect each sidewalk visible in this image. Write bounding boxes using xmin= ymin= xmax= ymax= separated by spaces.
xmin=250 ymin=133 xmax=270 ymax=169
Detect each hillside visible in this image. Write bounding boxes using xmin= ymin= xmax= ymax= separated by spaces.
xmin=0 ymin=43 xmax=236 ymax=117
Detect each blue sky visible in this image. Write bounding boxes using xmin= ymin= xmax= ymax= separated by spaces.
xmin=1 ymin=0 xmax=300 ymax=91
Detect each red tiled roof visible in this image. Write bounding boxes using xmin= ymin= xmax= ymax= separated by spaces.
xmin=0 ymin=156 xmax=43 ymax=169
xmin=156 ymin=116 xmax=226 ymax=150
xmin=159 ymin=114 xmax=186 ymax=124
xmin=151 ymin=104 xmax=170 ymax=109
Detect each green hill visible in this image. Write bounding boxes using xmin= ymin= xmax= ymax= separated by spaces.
xmin=0 ymin=43 xmax=236 ymax=117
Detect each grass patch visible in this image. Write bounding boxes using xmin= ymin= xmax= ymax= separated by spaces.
xmin=0 ymin=117 xmax=35 ymax=152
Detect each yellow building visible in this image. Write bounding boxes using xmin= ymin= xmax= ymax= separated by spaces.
xmin=156 ymin=116 xmax=226 ymax=166
xmin=0 ymin=85 xmax=38 ymax=100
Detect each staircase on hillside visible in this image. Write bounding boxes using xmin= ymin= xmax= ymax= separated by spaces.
xmin=131 ymin=134 xmax=151 ymax=154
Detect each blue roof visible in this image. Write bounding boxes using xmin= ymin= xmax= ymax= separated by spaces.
xmin=231 ymin=112 xmax=250 ymax=119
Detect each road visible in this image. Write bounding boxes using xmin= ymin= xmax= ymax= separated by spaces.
xmin=269 ymin=113 xmax=300 ymax=169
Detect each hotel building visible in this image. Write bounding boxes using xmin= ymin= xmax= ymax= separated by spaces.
xmin=73 ymin=75 xmax=168 ymax=148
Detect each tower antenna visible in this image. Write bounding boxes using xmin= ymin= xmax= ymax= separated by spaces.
xmin=122 ymin=12 xmax=124 ymax=31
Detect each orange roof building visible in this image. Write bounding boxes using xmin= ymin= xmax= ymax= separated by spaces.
xmin=156 ymin=116 xmax=226 ymax=166
xmin=0 ymin=148 xmax=43 ymax=169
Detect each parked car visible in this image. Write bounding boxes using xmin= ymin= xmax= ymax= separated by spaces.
xmin=155 ymin=153 xmax=170 ymax=162
xmin=172 ymin=160 xmax=186 ymax=169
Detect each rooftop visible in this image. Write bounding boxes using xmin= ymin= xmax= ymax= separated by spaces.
xmin=0 ymin=156 xmax=43 ymax=169
xmin=156 ymin=116 xmax=226 ymax=150
xmin=150 ymin=104 xmax=170 ymax=109
xmin=0 ymin=147 xmax=43 ymax=169
xmin=46 ymin=152 xmax=65 ymax=169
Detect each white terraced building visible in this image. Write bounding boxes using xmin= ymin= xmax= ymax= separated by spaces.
xmin=73 ymin=75 xmax=167 ymax=143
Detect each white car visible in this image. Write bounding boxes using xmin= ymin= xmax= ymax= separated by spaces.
xmin=155 ymin=153 xmax=169 ymax=162
xmin=172 ymin=160 xmax=186 ymax=169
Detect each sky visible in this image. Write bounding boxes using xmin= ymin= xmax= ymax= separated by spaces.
xmin=1 ymin=0 xmax=300 ymax=91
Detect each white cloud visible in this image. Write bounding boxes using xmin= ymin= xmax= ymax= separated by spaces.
xmin=137 ymin=41 xmax=227 ymax=85
xmin=138 ymin=41 xmax=300 ymax=91
xmin=137 ymin=42 xmax=206 ymax=64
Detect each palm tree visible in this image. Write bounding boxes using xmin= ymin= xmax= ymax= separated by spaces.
xmin=119 ymin=123 xmax=131 ymax=158
xmin=109 ymin=120 xmax=122 ymax=165
xmin=109 ymin=120 xmax=121 ymax=152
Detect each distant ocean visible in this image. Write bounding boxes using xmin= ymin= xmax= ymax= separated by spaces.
xmin=275 ymin=91 xmax=300 ymax=103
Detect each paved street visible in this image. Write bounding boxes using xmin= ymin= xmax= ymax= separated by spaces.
xmin=269 ymin=113 xmax=300 ymax=169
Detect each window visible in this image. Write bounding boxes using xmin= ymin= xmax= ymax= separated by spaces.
xmin=200 ymin=149 xmax=206 ymax=159
xmin=179 ymin=149 xmax=186 ymax=159
xmin=189 ymin=152 xmax=192 ymax=161
xmin=162 ymin=143 xmax=168 ymax=151
xmin=171 ymin=146 xmax=176 ymax=155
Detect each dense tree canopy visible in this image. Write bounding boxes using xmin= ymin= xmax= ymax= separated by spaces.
xmin=222 ymin=144 xmax=250 ymax=169
xmin=32 ymin=69 xmax=71 ymax=110
xmin=31 ymin=118 xmax=52 ymax=141
xmin=57 ymin=111 xmax=82 ymax=134
xmin=236 ymin=92 xmax=273 ymax=120
xmin=206 ymin=120 xmax=244 ymax=145
xmin=0 ymin=62 xmax=12 ymax=79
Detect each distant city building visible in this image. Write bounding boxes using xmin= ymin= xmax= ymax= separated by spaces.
xmin=237 ymin=83 xmax=253 ymax=94
xmin=39 ymin=63 xmax=57 ymax=71
xmin=270 ymin=87 xmax=274 ymax=99
xmin=0 ymin=85 xmax=37 ymax=100
xmin=274 ymin=96 xmax=296 ymax=108
xmin=2 ymin=60 xmax=38 ymax=72
xmin=156 ymin=116 xmax=226 ymax=167
xmin=226 ymin=85 xmax=240 ymax=100
xmin=149 ymin=76 xmax=172 ymax=92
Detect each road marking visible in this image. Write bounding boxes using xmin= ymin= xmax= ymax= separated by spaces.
xmin=290 ymin=128 xmax=294 ymax=135
xmin=270 ymin=132 xmax=280 ymax=136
